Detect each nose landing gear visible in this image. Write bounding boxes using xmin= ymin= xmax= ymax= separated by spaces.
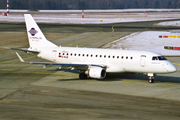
xmin=148 ymin=73 xmax=154 ymax=83
xmin=148 ymin=76 xmax=154 ymax=83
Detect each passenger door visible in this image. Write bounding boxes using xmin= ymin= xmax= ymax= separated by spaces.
xmin=140 ymin=55 xmax=146 ymax=67
xmin=52 ymin=50 xmax=57 ymax=61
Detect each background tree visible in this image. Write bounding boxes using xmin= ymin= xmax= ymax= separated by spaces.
xmin=0 ymin=0 xmax=180 ymax=10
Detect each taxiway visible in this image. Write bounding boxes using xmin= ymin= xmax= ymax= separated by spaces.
xmin=0 ymin=13 xmax=180 ymax=119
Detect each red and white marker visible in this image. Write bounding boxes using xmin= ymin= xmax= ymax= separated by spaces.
xmin=82 ymin=9 xmax=84 ymax=18
xmin=7 ymin=0 xmax=9 ymax=15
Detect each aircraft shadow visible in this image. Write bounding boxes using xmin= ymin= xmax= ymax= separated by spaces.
xmin=105 ymin=73 xmax=180 ymax=83
xmin=54 ymin=69 xmax=180 ymax=83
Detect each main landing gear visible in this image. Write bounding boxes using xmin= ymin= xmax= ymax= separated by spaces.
xmin=79 ymin=73 xmax=87 ymax=79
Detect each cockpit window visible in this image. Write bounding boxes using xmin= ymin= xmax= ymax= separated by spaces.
xmin=152 ymin=57 xmax=158 ymax=60
xmin=152 ymin=56 xmax=167 ymax=60
xmin=158 ymin=56 xmax=167 ymax=60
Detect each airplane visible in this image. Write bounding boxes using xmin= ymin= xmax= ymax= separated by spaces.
xmin=15 ymin=14 xmax=177 ymax=83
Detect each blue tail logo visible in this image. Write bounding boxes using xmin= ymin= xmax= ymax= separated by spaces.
xmin=29 ymin=28 xmax=38 ymax=36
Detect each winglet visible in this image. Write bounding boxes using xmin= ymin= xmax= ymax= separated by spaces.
xmin=15 ymin=52 xmax=25 ymax=62
xmin=121 ymin=44 xmax=125 ymax=50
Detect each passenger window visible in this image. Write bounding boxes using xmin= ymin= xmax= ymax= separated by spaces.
xmin=70 ymin=53 xmax=73 ymax=56
xmin=74 ymin=54 xmax=76 ymax=56
xmin=63 ymin=53 xmax=65 ymax=55
xmin=108 ymin=55 xmax=110 ymax=58
xmin=87 ymin=54 xmax=89 ymax=57
xmin=82 ymin=54 xmax=84 ymax=57
xmin=91 ymin=54 xmax=93 ymax=57
xmin=104 ymin=55 xmax=106 ymax=58
xmin=126 ymin=56 xmax=128 ymax=59
xmin=66 ymin=53 xmax=68 ymax=55
xmin=113 ymin=56 xmax=115 ymax=58
xmin=78 ymin=54 xmax=81 ymax=56
xmin=96 ymin=55 xmax=98 ymax=57
xmin=130 ymin=57 xmax=133 ymax=59
xmin=100 ymin=55 xmax=102 ymax=58
xmin=117 ymin=56 xmax=119 ymax=59
xmin=121 ymin=56 xmax=124 ymax=59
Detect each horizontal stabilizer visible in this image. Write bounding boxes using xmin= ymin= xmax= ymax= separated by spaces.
xmin=3 ymin=47 xmax=40 ymax=53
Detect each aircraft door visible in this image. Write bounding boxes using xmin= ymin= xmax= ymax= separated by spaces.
xmin=52 ymin=50 xmax=57 ymax=61
xmin=140 ymin=55 xmax=146 ymax=67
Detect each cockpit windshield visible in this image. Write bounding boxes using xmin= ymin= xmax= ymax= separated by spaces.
xmin=158 ymin=56 xmax=167 ymax=60
xmin=152 ymin=56 xmax=167 ymax=61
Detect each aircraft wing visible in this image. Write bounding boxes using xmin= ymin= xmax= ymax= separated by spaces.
xmin=15 ymin=52 xmax=105 ymax=70
xmin=27 ymin=62 xmax=105 ymax=70
xmin=164 ymin=46 xmax=180 ymax=50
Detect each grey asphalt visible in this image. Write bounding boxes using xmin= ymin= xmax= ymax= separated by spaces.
xmin=0 ymin=20 xmax=180 ymax=120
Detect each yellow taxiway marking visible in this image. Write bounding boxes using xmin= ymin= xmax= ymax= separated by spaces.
xmin=173 ymin=62 xmax=180 ymax=66
xmin=111 ymin=25 xmax=115 ymax=32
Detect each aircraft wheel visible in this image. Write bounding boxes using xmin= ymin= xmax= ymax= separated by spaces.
xmin=148 ymin=79 xmax=154 ymax=83
xmin=79 ymin=73 xmax=87 ymax=79
xmin=148 ymin=76 xmax=154 ymax=83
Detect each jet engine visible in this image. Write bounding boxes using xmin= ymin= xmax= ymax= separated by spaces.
xmin=88 ymin=67 xmax=106 ymax=79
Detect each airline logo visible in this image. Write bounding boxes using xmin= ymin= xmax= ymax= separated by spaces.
xmin=29 ymin=28 xmax=42 ymax=40
xmin=29 ymin=28 xmax=38 ymax=36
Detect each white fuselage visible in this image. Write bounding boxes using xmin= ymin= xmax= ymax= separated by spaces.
xmin=21 ymin=14 xmax=177 ymax=82
xmin=37 ymin=47 xmax=176 ymax=74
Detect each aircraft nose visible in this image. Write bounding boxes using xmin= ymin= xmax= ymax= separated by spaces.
xmin=171 ymin=65 xmax=177 ymax=72
xmin=168 ymin=62 xmax=177 ymax=73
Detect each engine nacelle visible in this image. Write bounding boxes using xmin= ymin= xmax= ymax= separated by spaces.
xmin=87 ymin=67 xmax=106 ymax=79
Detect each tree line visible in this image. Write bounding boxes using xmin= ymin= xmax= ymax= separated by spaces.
xmin=0 ymin=0 xmax=180 ymax=10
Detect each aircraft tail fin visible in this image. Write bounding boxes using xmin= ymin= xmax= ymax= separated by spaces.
xmin=24 ymin=14 xmax=57 ymax=48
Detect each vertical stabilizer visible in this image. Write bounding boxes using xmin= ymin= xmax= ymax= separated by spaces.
xmin=24 ymin=14 xmax=57 ymax=48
